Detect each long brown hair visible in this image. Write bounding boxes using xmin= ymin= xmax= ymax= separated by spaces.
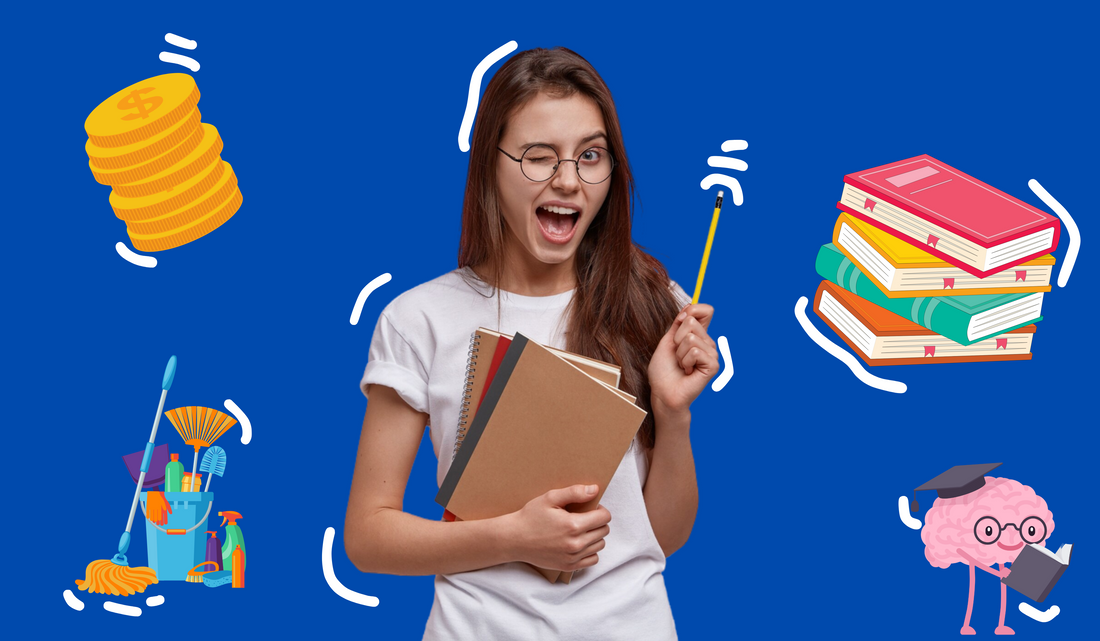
xmin=458 ymin=47 xmax=680 ymax=449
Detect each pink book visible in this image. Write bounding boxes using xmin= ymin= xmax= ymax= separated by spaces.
xmin=837 ymin=155 xmax=1060 ymax=278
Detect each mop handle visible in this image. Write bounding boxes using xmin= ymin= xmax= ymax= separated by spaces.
xmin=123 ymin=357 xmax=177 ymax=535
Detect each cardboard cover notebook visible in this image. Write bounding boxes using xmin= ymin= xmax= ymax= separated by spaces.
xmin=837 ymin=154 xmax=1060 ymax=278
xmin=437 ymin=332 xmax=646 ymax=583
xmin=1003 ymin=543 xmax=1072 ymax=602
xmin=813 ymin=281 xmax=1036 ymax=366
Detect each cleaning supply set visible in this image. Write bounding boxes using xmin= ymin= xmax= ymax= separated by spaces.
xmin=77 ymin=355 xmax=251 ymax=594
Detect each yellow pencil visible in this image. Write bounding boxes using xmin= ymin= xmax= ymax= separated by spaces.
xmin=691 ymin=190 xmax=723 ymax=304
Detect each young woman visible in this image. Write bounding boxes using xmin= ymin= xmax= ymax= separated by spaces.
xmin=345 ymin=47 xmax=719 ymax=639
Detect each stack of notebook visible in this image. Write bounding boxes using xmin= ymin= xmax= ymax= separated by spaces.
xmin=437 ymin=328 xmax=645 ymax=583
xmin=812 ymin=155 xmax=1060 ymax=366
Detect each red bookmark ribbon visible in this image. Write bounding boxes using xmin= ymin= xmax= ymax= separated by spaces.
xmin=996 ymin=338 xmax=1008 ymax=350
xmin=1016 ymin=270 xmax=1027 ymax=282
xmin=864 ymin=198 xmax=877 ymax=212
xmin=927 ymin=235 xmax=939 ymax=248
xmin=924 ymin=346 xmax=936 ymax=357
xmin=943 ymin=278 xmax=954 ymax=289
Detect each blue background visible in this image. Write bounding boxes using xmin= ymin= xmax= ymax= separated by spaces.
xmin=5 ymin=2 xmax=1096 ymax=638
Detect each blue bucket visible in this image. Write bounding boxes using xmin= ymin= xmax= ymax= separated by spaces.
xmin=140 ymin=492 xmax=214 ymax=581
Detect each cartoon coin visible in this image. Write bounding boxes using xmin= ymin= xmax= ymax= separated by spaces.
xmin=85 ymin=73 xmax=200 ymax=148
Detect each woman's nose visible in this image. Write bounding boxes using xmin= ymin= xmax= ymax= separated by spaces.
xmin=551 ymin=160 xmax=582 ymax=192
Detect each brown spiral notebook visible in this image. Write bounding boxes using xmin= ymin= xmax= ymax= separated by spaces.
xmin=438 ymin=331 xmax=645 ymax=584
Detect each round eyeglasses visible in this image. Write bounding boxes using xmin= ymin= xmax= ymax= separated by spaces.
xmin=498 ymin=145 xmax=615 ymax=184
xmin=973 ymin=516 xmax=1047 ymax=545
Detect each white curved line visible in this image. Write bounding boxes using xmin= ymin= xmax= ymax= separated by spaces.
xmin=1019 ymin=603 xmax=1060 ymax=623
xmin=897 ymin=496 xmax=922 ymax=530
xmin=159 ymin=52 xmax=200 ymax=72
xmin=104 ymin=601 xmax=141 ymax=617
xmin=720 ymin=140 xmax=748 ymax=153
xmin=164 ymin=33 xmax=197 ymax=50
xmin=63 ymin=589 xmax=84 ymax=611
xmin=350 ymin=273 xmax=392 ymax=326
xmin=699 ymin=174 xmax=744 ymax=206
xmin=458 ymin=41 xmax=518 ymax=152
xmin=1029 ymin=179 xmax=1078 ymax=288
xmin=224 ymin=399 xmax=252 ymax=445
xmin=711 ymin=336 xmax=734 ymax=392
xmin=794 ymin=296 xmax=907 ymax=394
xmin=322 ymin=526 xmax=380 ymax=607
xmin=706 ymin=156 xmax=748 ymax=172
xmin=146 ymin=595 xmax=165 ymax=607
xmin=116 ymin=242 xmax=157 ymax=268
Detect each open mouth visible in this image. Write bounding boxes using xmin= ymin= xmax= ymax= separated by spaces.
xmin=535 ymin=205 xmax=580 ymax=244
xmin=997 ymin=541 xmax=1024 ymax=551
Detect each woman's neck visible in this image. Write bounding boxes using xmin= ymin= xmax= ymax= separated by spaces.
xmin=478 ymin=244 xmax=577 ymax=297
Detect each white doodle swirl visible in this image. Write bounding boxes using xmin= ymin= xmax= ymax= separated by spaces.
xmin=794 ymin=296 xmax=906 ymax=394
xmin=322 ymin=526 xmax=380 ymax=607
xmin=458 ymin=41 xmax=518 ymax=152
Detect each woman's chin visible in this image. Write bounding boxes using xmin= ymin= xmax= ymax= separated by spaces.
xmin=524 ymin=238 xmax=578 ymax=266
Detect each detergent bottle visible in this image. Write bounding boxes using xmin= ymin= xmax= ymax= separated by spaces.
xmin=219 ymin=511 xmax=246 ymax=573
xmin=165 ymin=453 xmax=184 ymax=492
xmin=205 ymin=530 xmax=222 ymax=571
xmin=231 ymin=545 xmax=245 ymax=588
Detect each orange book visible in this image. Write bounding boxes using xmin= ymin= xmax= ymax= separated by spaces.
xmin=813 ymin=281 xmax=1035 ymax=366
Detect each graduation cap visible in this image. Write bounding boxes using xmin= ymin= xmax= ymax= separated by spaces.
xmin=910 ymin=463 xmax=1002 ymax=512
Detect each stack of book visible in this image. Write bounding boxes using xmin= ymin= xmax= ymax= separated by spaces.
xmin=438 ymin=328 xmax=645 ymax=583
xmin=812 ymin=155 xmax=1060 ymax=366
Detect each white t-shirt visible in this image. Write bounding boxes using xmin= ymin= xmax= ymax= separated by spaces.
xmin=361 ymin=267 xmax=689 ymax=641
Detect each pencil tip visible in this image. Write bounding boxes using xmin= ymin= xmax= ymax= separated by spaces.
xmin=717 ymin=190 xmax=724 ymax=197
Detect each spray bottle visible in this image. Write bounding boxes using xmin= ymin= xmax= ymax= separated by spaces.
xmin=219 ymin=511 xmax=246 ymax=574
xmin=205 ymin=530 xmax=222 ymax=571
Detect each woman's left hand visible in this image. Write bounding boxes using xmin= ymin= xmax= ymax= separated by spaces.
xmin=647 ymin=303 xmax=719 ymax=418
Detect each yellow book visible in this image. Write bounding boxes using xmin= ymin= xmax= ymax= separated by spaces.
xmin=831 ymin=213 xmax=1054 ymax=298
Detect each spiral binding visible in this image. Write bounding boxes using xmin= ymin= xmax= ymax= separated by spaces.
xmin=453 ymin=330 xmax=481 ymax=460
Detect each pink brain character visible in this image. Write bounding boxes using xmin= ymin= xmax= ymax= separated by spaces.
xmin=921 ymin=476 xmax=1054 ymax=636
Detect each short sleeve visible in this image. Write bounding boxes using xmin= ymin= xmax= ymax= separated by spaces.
xmin=360 ymin=311 xmax=430 ymax=415
xmin=669 ymin=280 xmax=691 ymax=309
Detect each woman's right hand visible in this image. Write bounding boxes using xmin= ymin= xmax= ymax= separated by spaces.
xmin=501 ymin=484 xmax=612 ymax=572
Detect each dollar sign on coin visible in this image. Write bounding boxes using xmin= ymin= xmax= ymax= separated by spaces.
xmin=117 ymin=88 xmax=164 ymax=121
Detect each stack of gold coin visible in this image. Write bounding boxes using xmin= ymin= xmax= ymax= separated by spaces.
xmin=85 ymin=73 xmax=242 ymax=252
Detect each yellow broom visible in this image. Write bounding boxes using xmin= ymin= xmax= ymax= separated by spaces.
xmin=165 ymin=406 xmax=236 ymax=485
xmin=164 ymin=406 xmax=237 ymax=484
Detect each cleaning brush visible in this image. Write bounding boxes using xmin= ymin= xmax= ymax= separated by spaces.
xmin=165 ymin=406 xmax=236 ymax=482
xmin=200 ymin=446 xmax=226 ymax=491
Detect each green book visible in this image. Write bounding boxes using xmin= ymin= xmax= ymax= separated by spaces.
xmin=815 ymin=243 xmax=1044 ymax=346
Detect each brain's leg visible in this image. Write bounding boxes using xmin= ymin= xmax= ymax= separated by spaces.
xmin=995 ymin=565 xmax=1015 ymax=635
xmin=961 ymin=563 xmax=977 ymax=635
